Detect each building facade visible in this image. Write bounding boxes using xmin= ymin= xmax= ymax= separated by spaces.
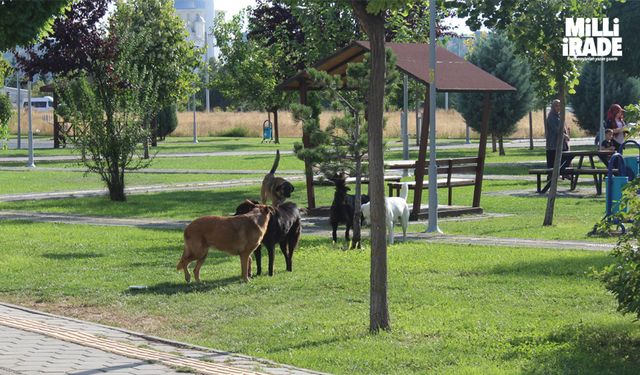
xmin=174 ymin=0 xmax=215 ymax=60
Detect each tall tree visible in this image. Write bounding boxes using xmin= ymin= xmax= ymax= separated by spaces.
xmin=350 ymin=0 xmax=389 ymax=334
xmin=607 ymin=0 xmax=640 ymax=77
xmin=0 ymin=0 xmax=71 ymax=50
xmin=456 ymin=32 xmax=533 ymax=155
xmin=212 ymin=10 xmax=291 ymax=143
xmin=16 ymin=0 xmax=114 ymax=149
xmin=56 ymin=26 xmax=158 ymax=201
xmin=455 ymin=0 xmax=606 ymax=226
xmin=571 ymin=62 xmax=640 ymax=135
xmin=110 ymin=0 xmax=200 ymax=153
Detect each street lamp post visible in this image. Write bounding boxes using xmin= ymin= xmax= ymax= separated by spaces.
xmin=16 ymin=70 xmax=21 ymax=149
xmin=191 ymin=15 xmax=205 ymax=144
xmin=27 ymin=80 xmax=35 ymax=168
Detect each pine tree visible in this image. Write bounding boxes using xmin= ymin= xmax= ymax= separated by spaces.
xmin=456 ymin=33 xmax=533 ymax=155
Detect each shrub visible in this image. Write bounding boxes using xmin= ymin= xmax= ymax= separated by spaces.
xmin=0 ymin=94 xmax=12 ymax=149
xmin=217 ymin=126 xmax=251 ymax=137
xmin=157 ymin=103 xmax=178 ymax=139
xmin=594 ymin=178 xmax=640 ymax=319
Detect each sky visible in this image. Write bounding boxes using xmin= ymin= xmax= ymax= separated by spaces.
xmin=213 ymin=0 xmax=476 ymax=34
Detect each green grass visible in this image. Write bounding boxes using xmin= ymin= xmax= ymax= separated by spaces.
xmin=0 ymin=222 xmax=637 ymax=374
xmin=0 ymin=178 xmax=616 ymax=243
xmin=0 ymin=170 xmax=261 ymax=195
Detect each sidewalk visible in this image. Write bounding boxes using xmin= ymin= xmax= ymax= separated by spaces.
xmin=0 ymin=303 xmax=326 ymax=375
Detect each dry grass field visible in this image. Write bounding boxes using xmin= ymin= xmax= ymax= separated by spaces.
xmin=175 ymin=109 xmax=585 ymax=139
xmin=6 ymin=108 xmax=586 ymax=139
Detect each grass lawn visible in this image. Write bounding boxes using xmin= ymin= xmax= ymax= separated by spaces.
xmin=0 ymin=170 xmax=261 ymax=195
xmin=0 ymin=177 xmax=617 ymax=243
xmin=0 ymin=222 xmax=637 ymax=375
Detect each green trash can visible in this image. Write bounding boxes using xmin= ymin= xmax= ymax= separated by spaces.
xmin=606 ymin=175 xmax=629 ymax=215
xmin=623 ymin=156 xmax=639 ymax=177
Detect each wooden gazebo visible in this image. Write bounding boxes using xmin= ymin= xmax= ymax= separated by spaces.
xmin=278 ymin=41 xmax=515 ymax=215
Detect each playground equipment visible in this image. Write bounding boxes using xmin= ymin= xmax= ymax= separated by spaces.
xmin=603 ymin=140 xmax=640 ymax=233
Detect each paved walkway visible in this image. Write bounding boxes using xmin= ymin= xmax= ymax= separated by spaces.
xmin=0 ymin=210 xmax=614 ymax=252
xmin=0 ymin=303 xmax=325 ymax=375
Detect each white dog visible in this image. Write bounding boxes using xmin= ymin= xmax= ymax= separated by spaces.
xmin=361 ymin=183 xmax=409 ymax=244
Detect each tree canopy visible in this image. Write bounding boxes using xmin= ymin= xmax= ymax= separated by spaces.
xmin=0 ymin=0 xmax=71 ymax=50
xmin=456 ymin=32 xmax=533 ymax=155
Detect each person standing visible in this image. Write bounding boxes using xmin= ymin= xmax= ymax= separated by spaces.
xmin=545 ymin=99 xmax=572 ymax=171
xmin=606 ymin=103 xmax=626 ymax=149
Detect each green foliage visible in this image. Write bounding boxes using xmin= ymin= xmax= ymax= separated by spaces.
xmin=212 ymin=10 xmax=288 ymax=112
xmin=110 ymin=0 xmax=200 ymax=111
xmin=292 ymin=51 xmax=399 ymax=178
xmin=0 ymin=0 xmax=71 ymax=49
xmin=56 ymin=27 xmax=159 ymax=201
xmin=456 ymin=33 xmax=533 ymax=145
xmin=157 ymin=104 xmax=178 ymax=139
xmin=0 ymin=94 xmax=11 ymax=150
xmin=594 ymin=176 xmax=640 ymax=319
xmin=572 ymin=63 xmax=640 ymax=135
xmin=455 ymin=0 xmax=606 ymax=98
xmin=217 ymin=127 xmax=252 ymax=137
xmin=607 ymin=1 xmax=640 ymax=77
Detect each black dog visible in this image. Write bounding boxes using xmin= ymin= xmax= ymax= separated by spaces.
xmin=234 ymin=200 xmax=301 ymax=276
xmin=329 ymin=177 xmax=370 ymax=243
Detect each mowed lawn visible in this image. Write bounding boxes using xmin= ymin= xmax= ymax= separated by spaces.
xmin=0 ymin=222 xmax=638 ymax=375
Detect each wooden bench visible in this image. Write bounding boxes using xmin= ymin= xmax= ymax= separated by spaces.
xmin=387 ymin=157 xmax=478 ymax=206
xmin=313 ymin=174 xmax=401 ymax=186
xmin=528 ymin=167 xmax=615 ymax=195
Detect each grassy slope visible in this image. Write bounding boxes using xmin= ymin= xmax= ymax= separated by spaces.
xmin=0 ymin=222 xmax=637 ymax=375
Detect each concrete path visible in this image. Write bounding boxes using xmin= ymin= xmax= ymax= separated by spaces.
xmin=0 ymin=210 xmax=614 ymax=252
xmin=0 ymin=303 xmax=325 ymax=375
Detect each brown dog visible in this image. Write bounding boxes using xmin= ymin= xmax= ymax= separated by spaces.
xmin=261 ymin=150 xmax=294 ymax=206
xmin=176 ymin=201 xmax=274 ymax=282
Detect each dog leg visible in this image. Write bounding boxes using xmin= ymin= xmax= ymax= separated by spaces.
xmin=345 ymin=223 xmax=351 ymax=242
xmin=254 ymin=248 xmax=262 ymax=276
xmin=331 ymin=224 xmax=338 ymax=244
xmin=387 ymin=219 xmax=394 ymax=245
xmin=240 ymin=253 xmax=251 ymax=282
xmin=193 ymin=256 xmax=207 ymax=283
xmin=280 ymin=241 xmax=292 ymax=272
xmin=268 ymin=244 xmax=276 ymax=276
xmin=183 ymin=265 xmax=191 ymax=283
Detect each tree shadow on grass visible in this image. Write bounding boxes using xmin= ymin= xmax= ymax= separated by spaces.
xmin=508 ymin=322 xmax=640 ymax=375
xmin=125 ymin=276 xmax=240 ymax=296
xmin=487 ymin=253 xmax=611 ymax=278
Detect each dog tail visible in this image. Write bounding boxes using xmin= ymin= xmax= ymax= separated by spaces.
xmin=400 ymin=182 xmax=409 ymax=201
xmin=269 ymin=149 xmax=280 ymax=174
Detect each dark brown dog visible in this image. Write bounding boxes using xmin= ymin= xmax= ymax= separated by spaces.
xmin=235 ymin=200 xmax=301 ymax=276
xmin=261 ymin=150 xmax=294 ymax=206
xmin=176 ymin=201 xmax=274 ymax=282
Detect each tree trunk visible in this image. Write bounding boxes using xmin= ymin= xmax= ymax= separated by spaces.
xmin=498 ymin=135 xmax=505 ymax=156
xmin=351 ymin=0 xmax=390 ymax=333
xmin=351 ymin=114 xmax=362 ymax=250
xmin=107 ymin=169 xmax=126 ymax=202
xmin=151 ymin=116 xmax=158 ymax=147
xmin=143 ymin=120 xmax=150 ymax=159
xmin=491 ymin=132 xmax=497 ymax=152
xmin=273 ymin=109 xmax=280 ymax=144
xmin=300 ymin=82 xmax=316 ymax=209
xmin=53 ymin=94 xmax=60 ymax=149
xmin=543 ymin=83 xmax=566 ymax=226
xmin=528 ymin=111 xmax=534 ymax=150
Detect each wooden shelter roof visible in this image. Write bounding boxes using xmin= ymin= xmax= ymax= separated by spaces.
xmin=278 ymin=41 xmax=516 ymax=93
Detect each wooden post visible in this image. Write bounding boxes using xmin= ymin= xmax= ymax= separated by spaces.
xmin=300 ymin=80 xmax=316 ymax=209
xmin=473 ymin=92 xmax=491 ymax=208
xmin=411 ymin=85 xmax=430 ymax=220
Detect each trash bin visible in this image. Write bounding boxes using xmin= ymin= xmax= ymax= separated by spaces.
xmin=606 ymin=175 xmax=629 ymax=215
xmin=623 ymin=155 xmax=639 ymax=177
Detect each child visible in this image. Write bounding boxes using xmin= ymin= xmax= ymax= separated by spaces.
xmin=599 ymin=129 xmax=617 ymax=165
xmin=600 ymin=129 xmax=618 ymax=151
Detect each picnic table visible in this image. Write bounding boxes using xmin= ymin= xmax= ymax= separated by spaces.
xmin=528 ymin=149 xmax=614 ymax=195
